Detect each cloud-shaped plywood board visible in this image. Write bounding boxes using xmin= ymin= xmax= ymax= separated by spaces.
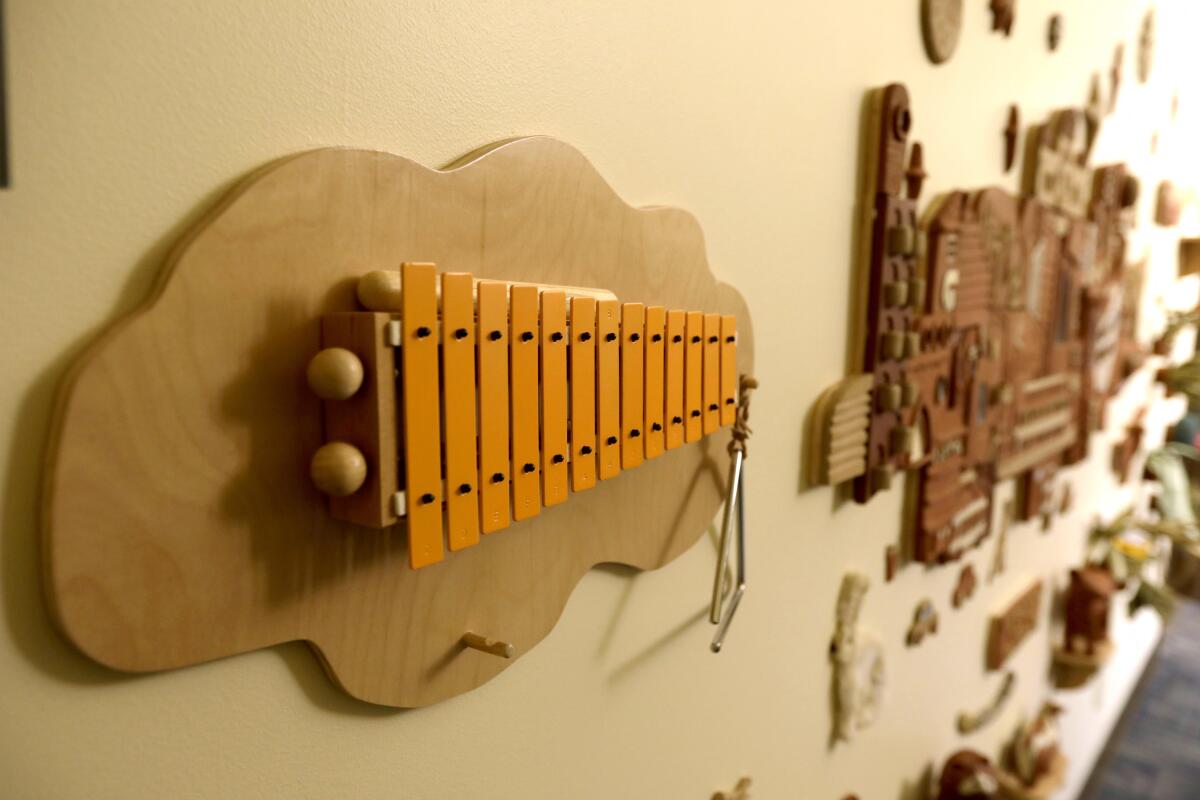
xmin=44 ymin=138 xmax=754 ymax=707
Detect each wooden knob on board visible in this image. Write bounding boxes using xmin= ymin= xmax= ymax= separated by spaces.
xmin=357 ymin=269 xmax=403 ymax=311
xmin=310 ymin=442 xmax=368 ymax=497
xmin=307 ymin=347 xmax=364 ymax=400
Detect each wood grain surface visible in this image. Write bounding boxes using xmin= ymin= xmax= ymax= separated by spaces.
xmin=42 ymin=138 xmax=754 ymax=707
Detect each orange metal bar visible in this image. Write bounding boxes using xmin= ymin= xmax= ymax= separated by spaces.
xmin=665 ymin=310 xmax=686 ymax=450
xmin=720 ymin=315 xmax=737 ymax=427
xmin=703 ymin=313 xmax=721 ymax=434
xmin=597 ymin=299 xmax=621 ymax=480
xmin=570 ymin=297 xmax=598 ymax=492
xmin=621 ymin=303 xmax=645 ymax=469
xmin=541 ymin=291 xmax=569 ymax=506
xmin=401 ymin=262 xmax=445 ymax=569
xmin=510 ymin=285 xmax=541 ymax=520
xmin=643 ymin=306 xmax=666 ymax=459
xmin=477 ymin=281 xmax=511 ymax=534
xmin=441 ymin=272 xmax=480 ymax=551
xmin=685 ymin=310 xmax=704 ymax=443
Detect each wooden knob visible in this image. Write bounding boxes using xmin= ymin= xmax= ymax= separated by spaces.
xmin=310 ymin=442 xmax=367 ymax=496
xmin=357 ymin=270 xmax=403 ymax=311
xmin=307 ymin=348 xmax=363 ymax=400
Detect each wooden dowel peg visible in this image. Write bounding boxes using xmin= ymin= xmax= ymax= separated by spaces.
xmin=306 ymin=347 xmax=364 ymax=400
xmin=357 ymin=269 xmax=404 ymax=311
xmin=310 ymin=441 xmax=368 ymax=497
xmin=462 ymin=632 xmax=515 ymax=659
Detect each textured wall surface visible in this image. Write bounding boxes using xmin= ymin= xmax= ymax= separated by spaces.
xmin=1 ymin=1 xmax=1197 ymax=798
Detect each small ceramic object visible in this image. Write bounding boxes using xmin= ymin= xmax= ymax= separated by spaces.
xmin=831 ymin=573 xmax=886 ymax=742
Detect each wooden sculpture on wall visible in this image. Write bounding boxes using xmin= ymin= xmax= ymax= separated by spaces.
xmin=989 ymin=0 xmax=1015 ymax=37
xmin=809 ymin=83 xmax=1142 ymax=572
xmin=956 ymin=671 xmax=1015 ymax=734
xmin=937 ymin=750 xmax=1001 ymax=800
xmin=43 ymin=138 xmax=754 ymax=707
xmin=921 ymin=0 xmax=964 ymax=65
xmin=987 ymin=581 xmax=1042 ymax=670
xmin=1007 ymin=702 xmax=1067 ymax=798
xmin=1053 ymin=565 xmax=1116 ymax=687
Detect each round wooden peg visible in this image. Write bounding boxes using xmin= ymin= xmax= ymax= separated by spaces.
xmin=306 ymin=347 xmax=364 ymax=400
xmin=357 ymin=269 xmax=403 ymax=311
xmin=310 ymin=442 xmax=368 ymax=497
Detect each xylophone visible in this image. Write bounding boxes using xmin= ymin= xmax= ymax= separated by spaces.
xmin=306 ymin=262 xmax=739 ymax=569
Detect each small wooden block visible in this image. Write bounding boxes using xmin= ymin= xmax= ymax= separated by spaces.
xmin=318 ymin=312 xmax=398 ymax=528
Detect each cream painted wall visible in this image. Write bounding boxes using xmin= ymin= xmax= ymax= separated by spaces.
xmin=1 ymin=1 xmax=1198 ymax=798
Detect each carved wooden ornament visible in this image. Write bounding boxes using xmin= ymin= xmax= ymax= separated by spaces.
xmin=808 ymin=83 xmax=1143 ymax=573
xmin=43 ymin=138 xmax=754 ymax=707
xmin=986 ymin=580 xmax=1042 ymax=669
xmin=922 ymin=0 xmax=963 ymax=65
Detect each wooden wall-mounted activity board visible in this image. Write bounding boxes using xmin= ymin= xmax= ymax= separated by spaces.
xmin=808 ymin=83 xmax=1142 ymax=570
xmin=43 ymin=137 xmax=754 ymax=707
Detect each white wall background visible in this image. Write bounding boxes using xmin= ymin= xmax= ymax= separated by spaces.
xmin=1 ymin=1 xmax=1198 ymax=798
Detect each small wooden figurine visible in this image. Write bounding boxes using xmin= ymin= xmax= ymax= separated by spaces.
xmin=1011 ymin=702 xmax=1067 ymax=791
xmin=953 ymin=564 xmax=977 ymax=607
xmin=1053 ymin=565 xmax=1117 ymax=687
xmin=937 ymin=750 xmax=1001 ymax=800
xmin=1063 ymin=566 xmax=1116 ymax=655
